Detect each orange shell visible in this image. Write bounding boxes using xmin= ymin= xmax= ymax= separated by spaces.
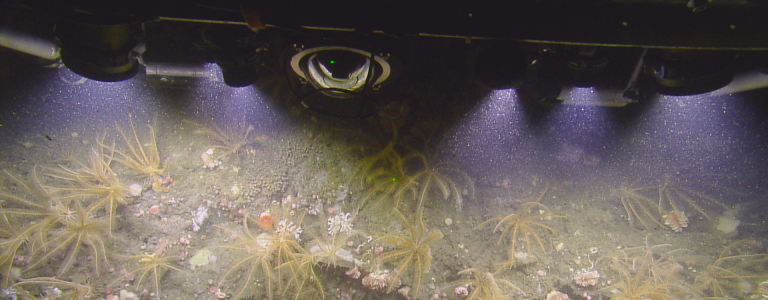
xmin=257 ymin=214 xmax=273 ymax=230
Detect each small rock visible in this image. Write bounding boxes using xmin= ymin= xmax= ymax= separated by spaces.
xmin=444 ymin=218 xmax=453 ymax=226
xmin=190 ymin=249 xmax=213 ymax=270
xmin=120 ymin=290 xmax=138 ymax=300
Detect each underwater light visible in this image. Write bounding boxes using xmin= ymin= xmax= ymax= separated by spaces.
xmin=566 ymin=46 xmax=612 ymax=88
xmin=203 ymin=24 xmax=268 ymax=88
xmin=472 ymin=43 xmax=527 ymax=90
xmin=646 ymin=49 xmax=736 ymax=96
xmin=284 ymin=42 xmax=399 ymax=118
xmin=55 ymin=20 xmax=144 ymax=82
xmin=516 ymin=77 xmax=563 ymax=107
xmin=514 ymin=49 xmax=562 ymax=107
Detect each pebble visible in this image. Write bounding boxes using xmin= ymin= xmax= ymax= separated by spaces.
xmin=444 ymin=218 xmax=453 ymax=226
xmin=9 ymin=267 xmax=21 ymax=281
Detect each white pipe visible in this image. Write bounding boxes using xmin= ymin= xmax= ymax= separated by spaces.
xmin=557 ymin=86 xmax=634 ymax=107
xmin=709 ymin=70 xmax=768 ymax=96
xmin=0 ymin=27 xmax=60 ymax=60
xmin=144 ymin=63 xmax=213 ymax=77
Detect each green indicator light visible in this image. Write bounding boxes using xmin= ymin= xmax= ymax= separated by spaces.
xmin=330 ymin=60 xmax=335 ymax=64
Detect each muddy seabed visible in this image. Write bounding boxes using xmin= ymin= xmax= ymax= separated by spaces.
xmin=1 ymin=87 xmax=767 ymax=300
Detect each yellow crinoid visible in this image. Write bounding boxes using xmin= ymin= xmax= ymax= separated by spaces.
xmin=395 ymin=150 xmax=475 ymax=212
xmin=214 ymin=206 xmax=308 ymax=299
xmin=656 ymin=174 xmax=731 ymax=223
xmin=27 ymin=201 xmax=109 ymax=277
xmin=347 ymin=125 xmax=475 ymax=213
xmin=443 ymin=268 xmax=524 ymax=300
xmin=615 ymin=180 xmax=665 ymax=231
xmin=0 ymin=168 xmax=71 ymax=287
xmin=476 ymin=186 xmax=565 ymax=269
xmin=110 ymin=250 xmax=186 ymax=298
xmin=45 ymin=141 xmax=130 ymax=234
xmin=374 ymin=208 xmax=443 ymax=296
xmin=344 ymin=127 xmax=411 ymax=213
xmin=601 ymin=251 xmax=701 ymax=300
xmin=192 ymin=119 xmax=256 ymax=161
xmin=694 ymin=240 xmax=768 ymax=298
xmin=13 ymin=277 xmax=94 ymax=300
xmin=106 ymin=117 xmax=170 ymax=190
